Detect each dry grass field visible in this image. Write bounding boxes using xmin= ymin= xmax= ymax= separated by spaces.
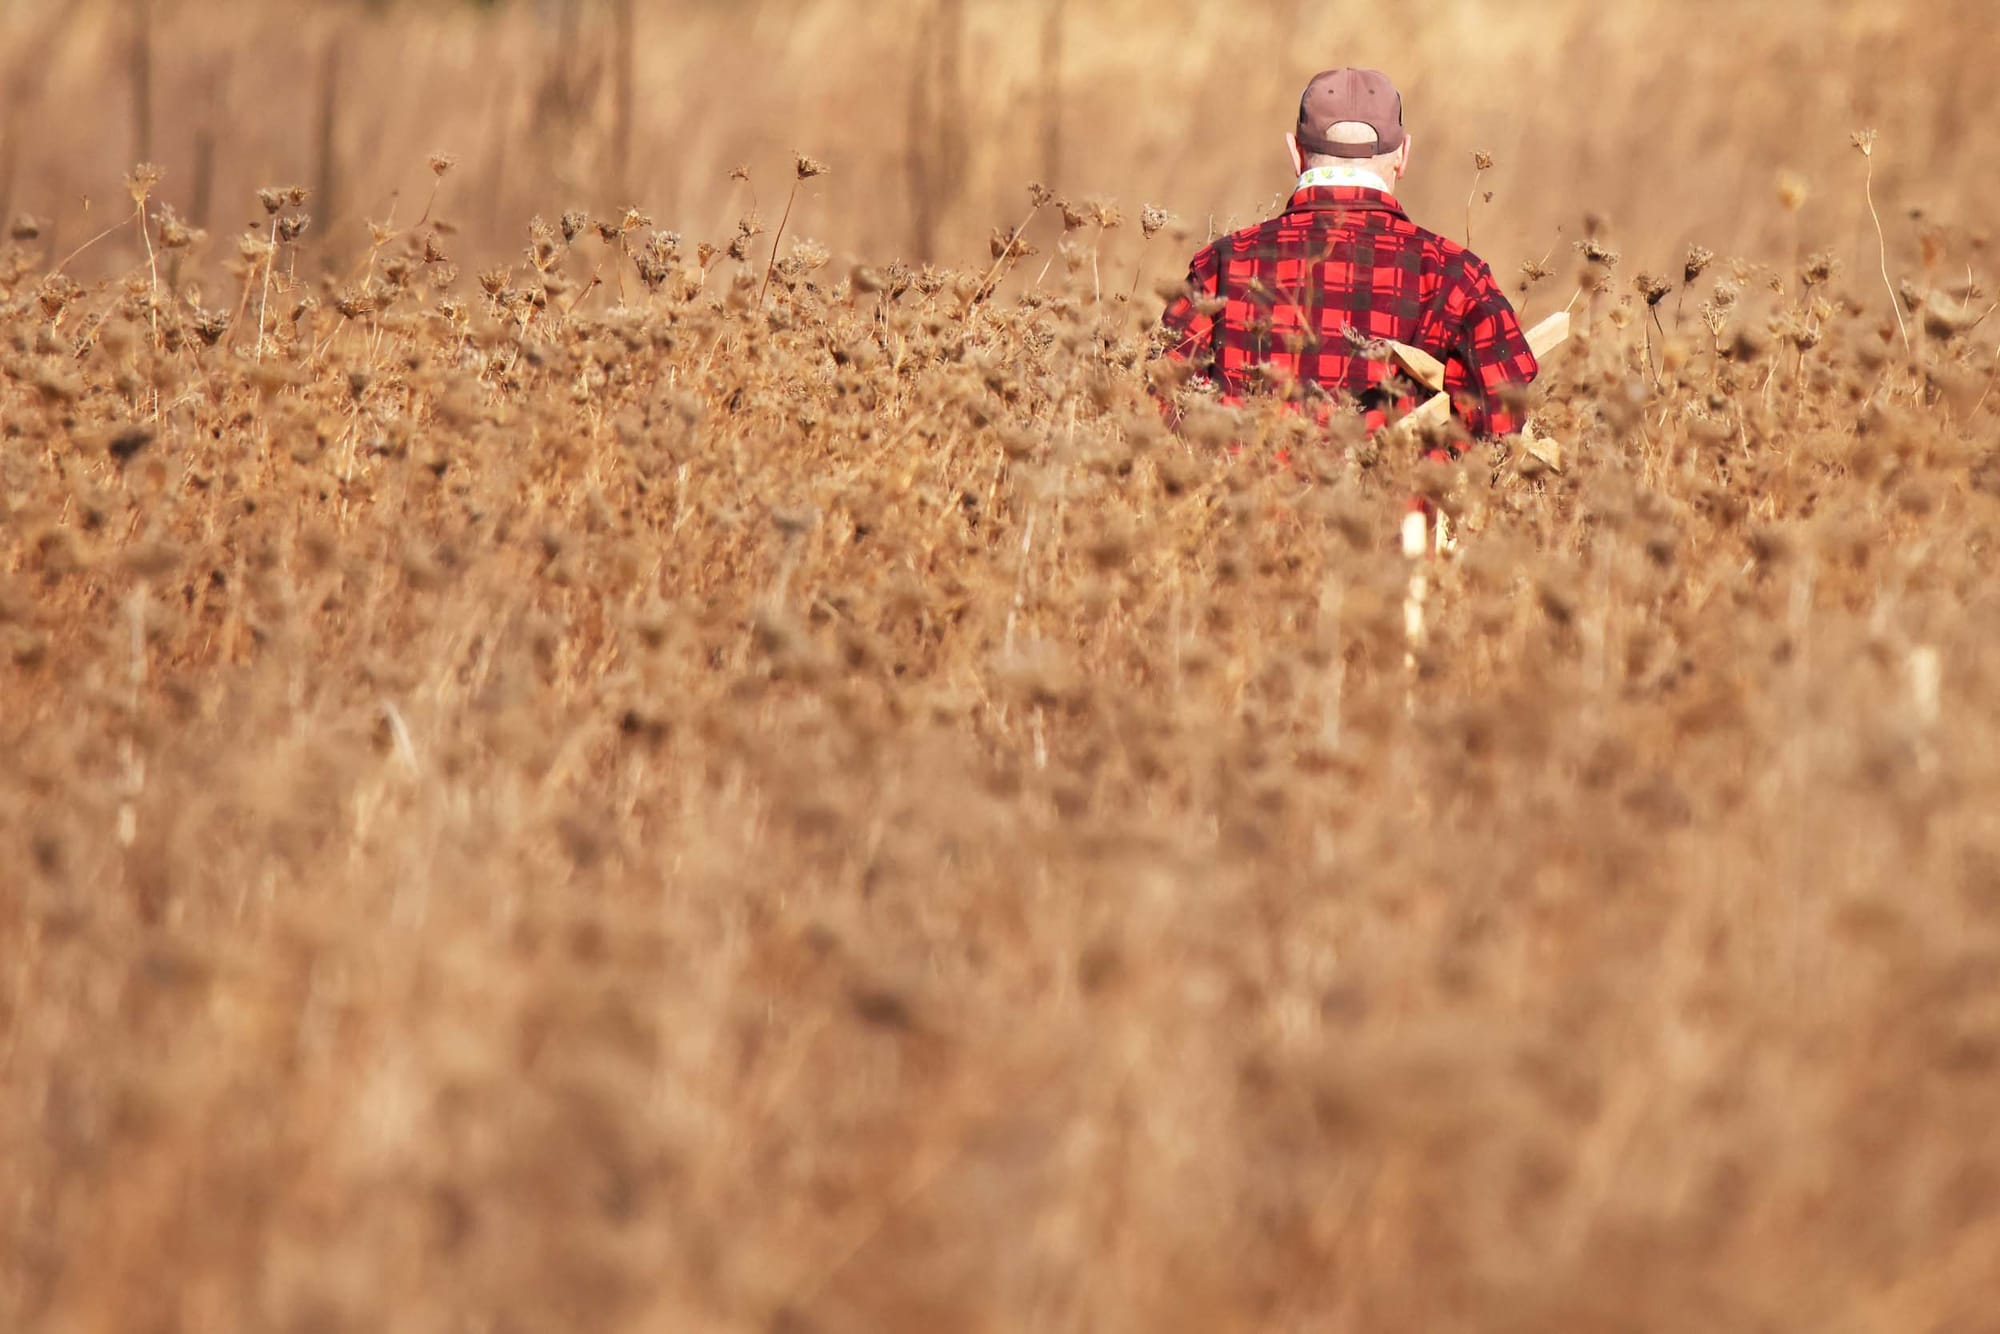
xmin=4 ymin=1 xmax=2000 ymax=1330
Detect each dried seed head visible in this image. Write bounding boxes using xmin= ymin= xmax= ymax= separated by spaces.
xmin=560 ymin=210 xmax=589 ymax=243
xmin=1519 ymin=256 xmax=1554 ymax=284
xmin=429 ymin=152 xmax=457 ymax=178
xmin=633 ymin=231 xmax=681 ymax=291
xmin=1635 ymin=273 xmax=1672 ymax=306
xmin=1851 ymin=128 xmax=1878 ymax=158
xmin=126 ymin=163 xmax=165 ymax=205
xmin=729 ymin=165 xmax=751 ymax=183
xmin=990 ymin=228 xmax=1036 ymax=262
xmin=795 ymin=154 xmax=829 ymax=180
xmin=788 ymin=238 xmax=830 ymax=272
xmin=258 ymin=187 xmax=286 ymax=215
xmin=189 ymin=306 xmax=230 ymax=346
xmin=1801 ymin=251 xmax=1838 ymax=287
xmin=10 ymin=214 xmax=42 ymax=241
xmin=1576 ymin=238 xmax=1621 ymax=267
xmin=1473 ymin=150 xmax=1495 ymax=171
xmin=155 ymin=206 xmax=203 ymax=251
xmin=1140 ymin=205 xmax=1172 ymax=240
xmin=333 ymin=286 xmax=378 ymax=320
xmin=526 ymin=216 xmax=562 ymax=270
xmin=1684 ymin=244 xmax=1715 ymax=284
xmin=1029 ymin=183 xmax=1057 ymax=209
xmin=277 ymin=214 xmax=311 ymax=244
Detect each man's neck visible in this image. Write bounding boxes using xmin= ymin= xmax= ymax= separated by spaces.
xmin=1297 ymin=164 xmax=1393 ymax=193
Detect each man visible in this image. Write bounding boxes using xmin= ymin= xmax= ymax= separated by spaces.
xmin=1157 ymin=68 xmax=1538 ymax=447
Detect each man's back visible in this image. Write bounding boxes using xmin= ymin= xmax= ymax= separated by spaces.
xmin=1157 ymin=63 xmax=1540 ymax=444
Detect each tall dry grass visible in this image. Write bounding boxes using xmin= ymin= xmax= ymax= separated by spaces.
xmin=3 ymin=2 xmax=2000 ymax=1331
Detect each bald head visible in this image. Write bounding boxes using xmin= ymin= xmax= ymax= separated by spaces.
xmin=1290 ymin=120 xmax=1413 ymax=182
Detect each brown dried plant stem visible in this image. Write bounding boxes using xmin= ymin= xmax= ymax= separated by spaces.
xmin=51 ymin=210 xmax=129 ymax=279
xmin=134 ymin=195 xmax=161 ymax=361
xmin=1858 ymin=133 xmax=1910 ymax=354
xmin=978 ymin=202 xmax=1041 ymax=301
xmin=758 ymin=179 xmax=802 ymax=309
xmin=254 ymin=217 xmax=279 ymax=363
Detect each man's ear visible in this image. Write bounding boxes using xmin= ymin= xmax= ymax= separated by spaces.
xmin=1285 ymin=132 xmax=1305 ymax=177
xmin=1396 ymin=134 xmax=1415 ymax=180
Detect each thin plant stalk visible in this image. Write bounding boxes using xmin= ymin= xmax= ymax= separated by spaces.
xmin=51 ymin=220 xmax=120 ymax=280
xmin=1856 ymin=130 xmax=1910 ymax=354
xmin=254 ymin=217 xmax=278 ymax=363
xmin=135 ymin=199 xmax=160 ymax=354
xmin=977 ymin=202 xmax=1040 ymax=301
xmin=757 ymin=178 xmax=801 ymax=310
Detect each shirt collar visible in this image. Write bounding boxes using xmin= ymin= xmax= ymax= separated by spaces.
xmin=1296 ymin=164 xmax=1392 ymax=192
xmin=1283 ymin=183 xmax=1408 ymax=218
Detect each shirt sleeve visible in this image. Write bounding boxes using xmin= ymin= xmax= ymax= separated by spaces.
xmin=1156 ymin=244 xmax=1222 ymax=381
xmin=1442 ymin=258 xmax=1539 ymax=439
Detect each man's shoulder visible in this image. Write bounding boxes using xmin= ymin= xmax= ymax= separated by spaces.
xmin=1193 ymin=206 xmax=1495 ymax=272
xmin=1405 ymin=223 xmax=1502 ymax=282
xmin=1188 ymin=213 xmax=1292 ymax=261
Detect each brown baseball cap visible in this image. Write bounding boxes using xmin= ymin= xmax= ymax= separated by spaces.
xmin=1295 ymin=67 xmax=1406 ymax=159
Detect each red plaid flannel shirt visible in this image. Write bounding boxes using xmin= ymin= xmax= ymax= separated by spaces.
xmin=1157 ymin=185 xmax=1538 ymax=441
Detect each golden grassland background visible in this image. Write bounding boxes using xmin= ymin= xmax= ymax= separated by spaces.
xmin=3 ymin=0 xmax=2000 ymax=1331
xmin=1 ymin=0 xmax=1997 ymax=279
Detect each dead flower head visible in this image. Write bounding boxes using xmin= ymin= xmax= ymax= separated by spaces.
xmin=126 ymin=163 xmax=165 ymax=205
xmin=155 ymin=206 xmax=205 ymax=251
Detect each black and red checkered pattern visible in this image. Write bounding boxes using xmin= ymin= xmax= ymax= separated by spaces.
xmin=1157 ymin=186 xmax=1538 ymax=440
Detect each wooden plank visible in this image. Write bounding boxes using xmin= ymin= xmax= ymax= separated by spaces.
xmin=1526 ymin=309 xmax=1570 ymax=362
xmin=1389 ymin=309 xmax=1570 ymax=438
xmin=1385 ymin=339 xmax=1446 ymax=392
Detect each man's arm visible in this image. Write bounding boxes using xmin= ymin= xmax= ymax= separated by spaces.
xmin=1151 ymin=245 xmax=1223 ymax=417
xmin=1442 ymin=259 xmax=1539 ymax=439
